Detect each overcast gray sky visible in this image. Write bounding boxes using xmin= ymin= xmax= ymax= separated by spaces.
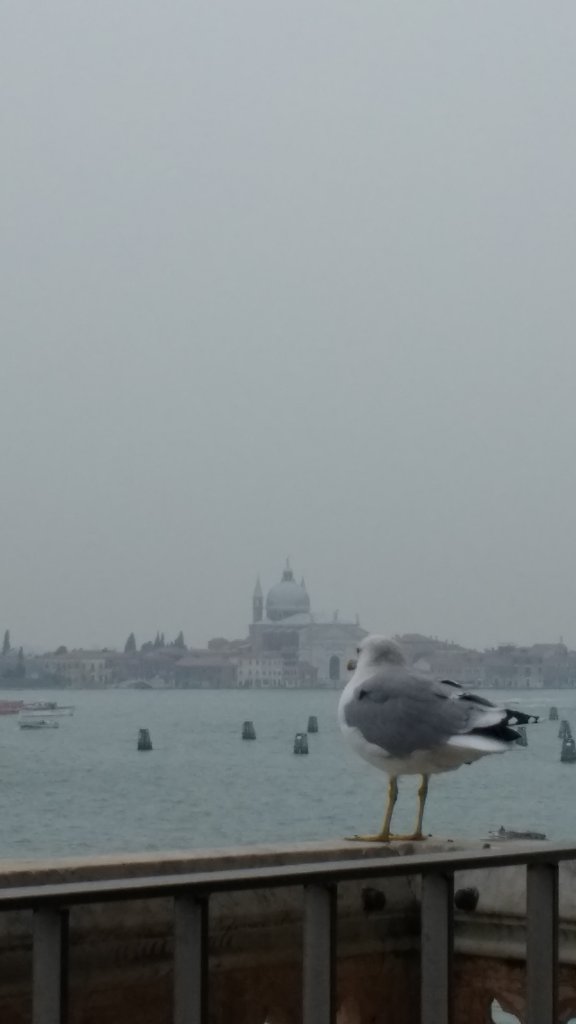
xmin=2 ymin=1 xmax=576 ymax=652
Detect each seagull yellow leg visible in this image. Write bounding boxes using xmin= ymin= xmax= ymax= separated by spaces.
xmin=386 ymin=774 xmax=430 ymax=842
xmin=414 ymin=773 xmax=429 ymax=838
xmin=347 ymin=776 xmax=398 ymax=842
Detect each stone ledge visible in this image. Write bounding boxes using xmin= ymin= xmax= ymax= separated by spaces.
xmin=0 ymin=836 xmax=496 ymax=886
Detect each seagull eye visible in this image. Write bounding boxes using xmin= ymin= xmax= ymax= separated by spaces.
xmin=356 ymin=647 xmax=360 ymax=655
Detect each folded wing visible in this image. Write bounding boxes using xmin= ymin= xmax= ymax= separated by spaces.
xmin=345 ymin=669 xmax=529 ymax=758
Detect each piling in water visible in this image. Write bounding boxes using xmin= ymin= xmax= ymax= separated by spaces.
xmin=559 ymin=720 xmax=572 ymax=741
xmin=242 ymin=721 xmax=256 ymax=740
xmin=516 ymin=725 xmax=528 ymax=747
xmin=307 ymin=716 xmax=318 ymax=734
xmin=549 ymin=706 xmax=559 ymax=721
xmin=561 ymin=736 xmax=576 ymax=764
xmin=293 ymin=733 xmax=309 ymax=755
xmin=137 ymin=728 xmax=153 ymax=751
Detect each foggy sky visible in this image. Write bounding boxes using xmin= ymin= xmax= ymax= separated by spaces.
xmin=2 ymin=1 xmax=576 ymax=652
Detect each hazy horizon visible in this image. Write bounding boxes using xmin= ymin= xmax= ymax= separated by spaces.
xmin=8 ymin=560 xmax=576 ymax=656
xmin=2 ymin=2 xmax=576 ymax=652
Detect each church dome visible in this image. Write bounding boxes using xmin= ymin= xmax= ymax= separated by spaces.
xmin=266 ymin=564 xmax=310 ymax=621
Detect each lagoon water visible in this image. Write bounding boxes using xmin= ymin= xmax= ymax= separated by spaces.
xmin=1 ymin=686 xmax=575 ymax=861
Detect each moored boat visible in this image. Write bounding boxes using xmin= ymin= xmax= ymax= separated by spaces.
xmin=0 ymin=700 xmax=24 ymax=716
xmin=22 ymin=702 xmax=75 ymax=716
xmin=19 ymin=716 xmax=60 ymax=730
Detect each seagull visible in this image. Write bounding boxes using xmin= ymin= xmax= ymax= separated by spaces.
xmin=338 ymin=635 xmax=538 ymax=842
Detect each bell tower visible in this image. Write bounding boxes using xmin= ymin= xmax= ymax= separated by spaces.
xmin=252 ymin=577 xmax=263 ymax=623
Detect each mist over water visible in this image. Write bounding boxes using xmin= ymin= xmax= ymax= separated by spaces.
xmin=0 ymin=687 xmax=571 ymax=860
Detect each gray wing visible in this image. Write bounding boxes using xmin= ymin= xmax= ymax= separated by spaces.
xmin=344 ymin=668 xmax=504 ymax=758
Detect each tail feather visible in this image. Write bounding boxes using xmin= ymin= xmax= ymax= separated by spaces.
xmin=470 ymin=721 xmax=520 ymax=743
xmin=454 ymin=691 xmax=539 ymax=727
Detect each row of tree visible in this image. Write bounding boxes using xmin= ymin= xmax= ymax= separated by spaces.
xmin=124 ymin=631 xmax=186 ymax=654
xmin=1 ymin=632 xmax=25 ymax=678
xmin=2 ymin=628 xmax=188 ymax=662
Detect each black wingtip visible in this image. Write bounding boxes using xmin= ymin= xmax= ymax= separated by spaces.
xmin=504 ymin=709 xmax=539 ymax=726
xmin=471 ymin=722 xmax=520 ymax=743
xmin=439 ymin=678 xmax=462 ymax=689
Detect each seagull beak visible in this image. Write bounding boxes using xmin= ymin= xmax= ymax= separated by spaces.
xmin=347 ymin=658 xmax=357 ymax=671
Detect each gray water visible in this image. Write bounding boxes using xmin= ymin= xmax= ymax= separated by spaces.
xmin=0 ymin=687 xmax=574 ymax=861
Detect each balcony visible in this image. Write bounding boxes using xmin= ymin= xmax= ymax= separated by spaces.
xmin=1 ymin=838 xmax=575 ymax=1023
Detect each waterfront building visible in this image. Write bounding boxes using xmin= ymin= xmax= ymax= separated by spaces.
xmin=395 ymin=633 xmax=484 ymax=685
xmin=173 ymin=652 xmax=237 ymax=688
xmin=235 ymin=654 xmax=286 ymax=688
xmin=39 ymin=650 xmax=112 ymax=687
xmin=248 ymin=561 xmax=366 ymax=687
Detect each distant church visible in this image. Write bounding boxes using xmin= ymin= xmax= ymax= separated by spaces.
xmin=248 ymin=561 xmax=366 ymax=685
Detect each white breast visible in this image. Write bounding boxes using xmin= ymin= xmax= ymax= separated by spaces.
xmin=338 ymin=674 xmax=392 ymax=768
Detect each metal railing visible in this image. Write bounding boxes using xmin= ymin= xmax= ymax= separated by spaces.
xmin=0 ymin=841 xmax=573 ymax=1024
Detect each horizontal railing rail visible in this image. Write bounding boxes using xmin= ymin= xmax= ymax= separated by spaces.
xmin=1 ymin=841 xmax=576 ymax=909
xmin=1 ymin=841 xmax=573 ymax=1024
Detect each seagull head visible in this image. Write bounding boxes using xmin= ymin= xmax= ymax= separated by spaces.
xmin=347 ymin=635 xmax=406 ymax=673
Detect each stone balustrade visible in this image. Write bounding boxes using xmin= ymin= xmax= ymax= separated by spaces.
xmin=1 ymin=839 xmax=576 ymax=1023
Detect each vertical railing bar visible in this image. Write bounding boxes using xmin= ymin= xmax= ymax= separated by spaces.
xmin=303 ymin=883 xmax=336 ymax=1024
xmin=33 ymin=907 xmax=69 ymax=1024
xmin=526 ymin=862 xmax=558 ymax=1024
xmin=60 ymin=911 xmax=69 ymax=1024
xmin=421 ymin=871 xmax=453 ymax=1024
xmin=173 ymin=893 xmax=208 ymax=1024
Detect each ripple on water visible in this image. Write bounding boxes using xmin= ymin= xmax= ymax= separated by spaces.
xmin=0 ymin=687 xmax=574 ymax=858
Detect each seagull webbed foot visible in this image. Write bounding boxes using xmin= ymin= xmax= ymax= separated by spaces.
xmin=387 ymin=832 xmax=427 ymax=842
xmin=346 ymin=833 xmax=391 ymax=843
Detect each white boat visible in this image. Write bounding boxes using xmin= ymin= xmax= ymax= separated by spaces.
xmin=24 ymin=707 xmax=74 ymax=717
xmin=19 ymin=716 xmax=60 ymax=730
xmin=22 ymin=702 xmax=75 ymax=715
